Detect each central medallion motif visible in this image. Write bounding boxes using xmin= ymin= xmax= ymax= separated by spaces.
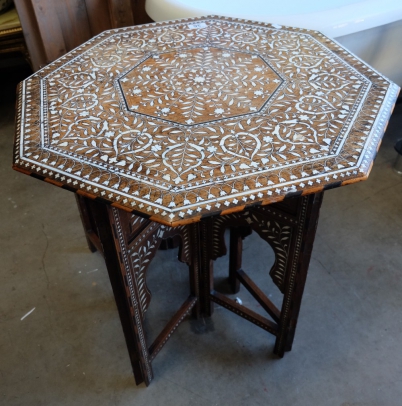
xmin=15 ymin=16 xmax=393 ymax=225
xmin=118 ymin=47 xmax=282 ymax=125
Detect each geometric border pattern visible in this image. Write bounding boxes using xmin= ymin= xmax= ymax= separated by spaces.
xmin=13 ymin=16 xmax=400 ymax=226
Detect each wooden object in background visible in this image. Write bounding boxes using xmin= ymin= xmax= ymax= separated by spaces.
xmin=0 ymin=7 xmax=30 ymax=65
xmin=107 ymin=0 xmax=134 ymax=28
xmin=132 ymin=0 xmax=153 ymax=25
xmin=13 ymin=0 xmax=151 ymax=70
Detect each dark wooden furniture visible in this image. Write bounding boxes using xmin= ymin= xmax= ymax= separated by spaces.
xmin=13 ymin=0 xmax=152 ymax=71
xmin=0 ymin=7 xmax=30 ymax=65
xmin=13 ymin=16 xmax=399 ymax=386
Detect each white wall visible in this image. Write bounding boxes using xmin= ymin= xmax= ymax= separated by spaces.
xmin=335 ymin=19 xmax=402 ymax=87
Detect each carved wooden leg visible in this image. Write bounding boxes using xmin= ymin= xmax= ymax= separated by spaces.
xmin=229 ymin=228 xmax=242 ymax=294
xmin=75 ymin=194 xmax=100 ymax=253
xmin=89 ymin=200 xmax=199 ymax=385
xmin=186 ymin=223 xmax=201 ymax=319
xmin=273 ymin=192 xmax=323 ymax=356
xmin=228 ymin=226 xmax=252 ymax=294
xmin=199 ymin=220 xmax=215 ymax=316
xmin=159 ymin=222 xmax=201 ymax=319
xmin=90 ymin=200 xmax=151 ymax=385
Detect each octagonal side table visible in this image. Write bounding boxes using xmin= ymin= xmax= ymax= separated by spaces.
xmin=13 ymin=16 xmax=399 ymax=386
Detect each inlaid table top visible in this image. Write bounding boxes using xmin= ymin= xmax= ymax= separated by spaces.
xmin=13 ymin=16 xmax=399 ymax=226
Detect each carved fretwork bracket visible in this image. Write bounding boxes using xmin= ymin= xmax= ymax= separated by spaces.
xmin=114 ymin=211 xmax=195 ymax=319
xmin=206 ymin=202 xmax=299 ymax=293
xmin=127 ymin=222 xmax=164 ymax=318
xmin=162 ymin=225 xmax=193 ymax=266
xmin=199 ymin=193 xmax=324 ymax=357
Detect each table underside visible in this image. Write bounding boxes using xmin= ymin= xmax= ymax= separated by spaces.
xmin=76 ymin=191 xmax=323 ymax=386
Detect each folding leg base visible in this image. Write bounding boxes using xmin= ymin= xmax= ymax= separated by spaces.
xmin=76 ymin=192 xmax=323 ymax=385
xmin=198 ymin=192 xmax=324 ymax=357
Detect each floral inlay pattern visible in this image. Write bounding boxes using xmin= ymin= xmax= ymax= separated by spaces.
xmin=119 ymin=47 xmax=282 ymax=125
xmin=13 ymin=16 xmax=399 ymax=225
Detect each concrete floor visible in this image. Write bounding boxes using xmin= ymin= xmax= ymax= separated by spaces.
xmin=1 ymin=66 xmax=402 ymax=405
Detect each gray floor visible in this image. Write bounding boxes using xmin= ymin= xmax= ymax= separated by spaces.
xmin=1 ymin=75 xmax=402 ymax=405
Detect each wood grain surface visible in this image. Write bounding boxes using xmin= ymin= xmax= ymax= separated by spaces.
xmin=13 ymin=16 xmax=400 ymax=226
